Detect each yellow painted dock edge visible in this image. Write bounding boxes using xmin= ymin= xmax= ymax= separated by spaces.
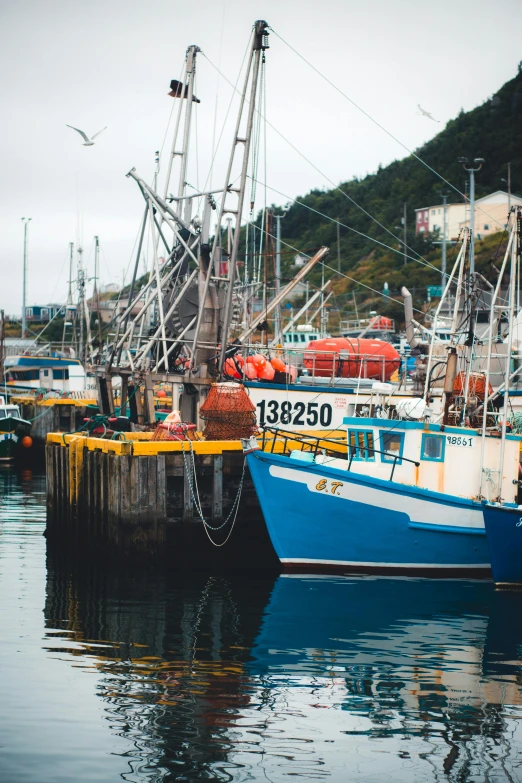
xmin=46 ymin=429 xmax=348 ymax=457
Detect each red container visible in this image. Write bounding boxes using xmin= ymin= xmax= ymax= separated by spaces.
xmin=303 ymin=337 xmax=400 ymax=380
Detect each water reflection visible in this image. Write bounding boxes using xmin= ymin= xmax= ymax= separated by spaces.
xmin=2 ymin=467 xmax=522 ymax=781
xmin=42 ymin=553 xmax=522 ymax=782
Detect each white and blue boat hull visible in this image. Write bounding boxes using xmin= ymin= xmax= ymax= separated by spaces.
xmin=483 ymin=504 xmax=522 ymax=584
xmin=247 ymin=452 xmax=490 ymax=576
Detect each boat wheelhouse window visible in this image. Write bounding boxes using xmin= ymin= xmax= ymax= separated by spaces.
xmin=348 ymin=429 xmax=375 ymax=461
xmin=11 ymin=369 xmax=39 ymax=381
xmin=379 ymin=430 xmax=404 ymax=464
xmin=53 ymin=369 xmax=69 ymax=380
xmin=0 ymin=410 xmax=5 ymax=419
xmin=421 ymin=433 xmax=445 ymax=462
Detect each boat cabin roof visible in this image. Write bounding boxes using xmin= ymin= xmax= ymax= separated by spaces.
xmin=342 ymin=416 xmax=522 ymax=441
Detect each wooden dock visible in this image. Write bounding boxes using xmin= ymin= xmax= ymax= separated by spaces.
xmin=45 ymin=432 xmax=277 ymax=565
xmin=13 ymin=397 xmax=98 ymax=445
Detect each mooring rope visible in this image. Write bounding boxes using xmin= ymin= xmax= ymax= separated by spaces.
xmin=181 ymin=440 xmax=246 ymax=546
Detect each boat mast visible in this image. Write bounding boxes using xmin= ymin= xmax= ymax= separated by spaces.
xmin=497 ymin=207 xmax=520 ymax=500
xmin=62 ymin=241 xmax=74 ymax=352
xmin=215 ymin=20 xmax=270 ymax=375
xmin=479 ymin=216 xmax=516 ymax=498
xmin=93 ymin=236 xmax=103 ymax=354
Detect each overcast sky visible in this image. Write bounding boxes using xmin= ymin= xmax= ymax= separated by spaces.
xmin=0 ymin=0 xmax=520 ymax=316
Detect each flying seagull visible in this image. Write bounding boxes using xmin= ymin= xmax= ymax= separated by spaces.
xmin=417 ymin=104 xmax=440 ymax=123
xmin=66 ymin=125 xmax=107 ymax=146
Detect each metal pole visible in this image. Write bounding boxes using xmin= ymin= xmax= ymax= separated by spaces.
xmin=21 ymin=217 xmax=31 ymax=338
xmin=67 ymin=241 xmax=73 ymax=304
xmin=94 ymin=236 xmax=103 ymax=350
xmin=497 ymin=211 xmax=518 ymax=499
xmin=459 ymin=157 xmax=483 ymax=277
xmin=62 ymin=241 xmax=74 ymax=352
xmin=218 ymin=21 xmax=269 ymax=373
xmin=337 ymin=219 xmax=341 ymax=273
xmin=469 ymin=169 xmax=475 ymax=276
xmin=403 ymin=203 xmax=407 ymax=266
xmin=177 ymin=45 xmax=200 ymax=203
xmin=442 ymin=194 xmax=447 ymax=287
xmin=275 ymin=213 xmax=282 ymax=342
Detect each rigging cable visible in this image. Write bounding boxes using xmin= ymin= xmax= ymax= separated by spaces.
xmin=269 ymin=26 xmax=506 ymax=232
xmin=248 ymin=175 xmax=447 ymax=275
xmin=248 ymin=221 xmax=427 ymax=316
xmin=202 ymin=52 xmax=445 ymax=275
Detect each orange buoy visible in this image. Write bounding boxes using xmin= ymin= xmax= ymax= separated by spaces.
xmin=247 ymin=353 xmax=266 ymax=369
xmin=271 ymin=357 xmax=285 ymax=372
xmin=243 ymin=363 xmax=258 ymax=379
xmin=22 ymin=436 xmax=33 ymax=449
xmin=259 ymin=362 xmax=275 ymax=381
xmin=156 ymin=389 xmax=167 ymax=398
xmin=224 ymin=357 xmax=242 ymax=379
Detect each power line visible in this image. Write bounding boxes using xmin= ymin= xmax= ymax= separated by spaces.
xmin=251 ymin=223 xmax=428 ymax=317
xmin=247 ymin=175 xmax=445 ymax=274
xmin=269 ymin=26 xmax=506 ymax=231
xmin=201 ymin=51 xmax=435 ymax=272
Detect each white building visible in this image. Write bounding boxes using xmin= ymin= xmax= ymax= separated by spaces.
xmin=415 ymin=190 xmax=522 ymax=241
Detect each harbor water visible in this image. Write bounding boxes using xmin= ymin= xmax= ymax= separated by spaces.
xmin=2 ymin=466 xmax=522 ymax=781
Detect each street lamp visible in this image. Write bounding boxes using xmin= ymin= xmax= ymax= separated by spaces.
xmin=459 ymin=157 xmax=484 ymax=276
xmin=21 ymin=217 xmax=32 ymax=338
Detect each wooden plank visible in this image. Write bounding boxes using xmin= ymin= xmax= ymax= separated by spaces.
xmin=107 ymin=454 xmax=120 ymax=545
xmin=129 ymin=456 xmax=140 ymax=523
xmin=139 ymin=455 xmax=149 ymax=524
xmin=45 ymin=443 xmax=52 ymax=518
xmin=100 ymin=452 xmax=108 ymax=539
xmin=119 ymin=376 xmax=128 ymax=416
xmin=156 ymin=455 xmax=167 ymax=520
xmin=92 ymin=451 xmax=100 ymax=536
xmin=212 ymin=455 xmax=223 ymax=521
xmin=119 ymin=455 xmax=131 ymax=524
xmin=83 ymin=449 xmax=91 ymax=530
xmin=144 ymin=376 xmax=156 ymax=425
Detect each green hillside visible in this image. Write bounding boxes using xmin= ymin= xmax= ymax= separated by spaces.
xmin=273 ymin=64 xmax=522 ymax=326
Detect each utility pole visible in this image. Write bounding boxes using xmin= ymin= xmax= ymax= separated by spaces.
xmin=337 ymin=219 xmax=341 ymax=273
xmin=508 ymin=162 xmax=511 ymax=212
xmin=62 ymin=242 xmax=74 ymax=352
xmin=403 ymin=203 xmax=407 ymax=266
xmin=21 ymin=217 xmax=31 ymax=338
xmin=94 ymin=236 xmax=103 ymax=349
xmin=77 ymin=246 xmax=84 ymax=363
xmin=273 ymin=206 xmax=288 ymax=343
xmin=442 ymin=194 xmax=448 ymax=287
xmin=459 ymin=156 xmax=484 ymax=276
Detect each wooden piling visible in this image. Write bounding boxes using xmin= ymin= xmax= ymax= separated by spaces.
xmin=44 ymin=432 xmax=277 ymax=566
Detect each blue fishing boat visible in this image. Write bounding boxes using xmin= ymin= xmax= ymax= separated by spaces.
xmin=483 ymin=504 xmax=522 ymax=585
xmin=246 ymin=415 xmax=522 ymax=576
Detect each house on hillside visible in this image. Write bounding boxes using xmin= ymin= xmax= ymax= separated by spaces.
xmin=415 ymin=190 xmax=522 ymax=241
xmin=24 ymin=304 xmax=65 ymax=322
